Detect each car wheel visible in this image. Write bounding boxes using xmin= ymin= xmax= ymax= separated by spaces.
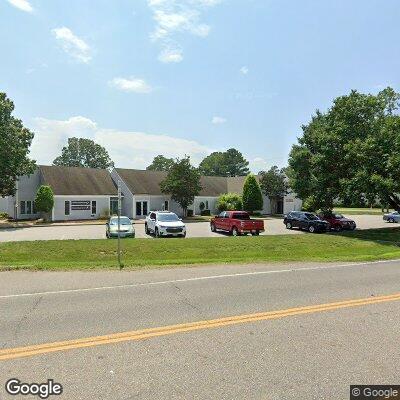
xmin=145 ymin=223 xmax=149 ymax=234
xmin=106 ymin=231 xmax=110 ymax=239
xmin=252 ymin=231 xmax=260 ymax=236
xmin=210 ymin=223 xmax=216 ymax=232
xmin=286 ymin=222 xmax=292 ymax=230
xmin=334 ymin=225 xmax=342 ymax=232
xmin=155 ymin=228 xmax=160 ymax=238
xmin=389 ymin=218 xmax=394 ymax=223
xmin=231 ymin=227 xmax=240 ymax=236
xmin=181 ymin=232 xmax=186 ymax=238
xmin=308 ymin=225 xmax=315 ymax=233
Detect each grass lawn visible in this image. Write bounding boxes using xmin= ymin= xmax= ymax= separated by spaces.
xmin=0 ymin=228 xmax=399 ymax=271
xmin=333 ymin=207 xmax=392 ymax=215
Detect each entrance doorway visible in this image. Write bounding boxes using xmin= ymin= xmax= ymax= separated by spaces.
xmin=135 ymin=201 xmax=148 ymax=217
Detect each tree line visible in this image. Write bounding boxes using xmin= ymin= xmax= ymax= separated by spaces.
xmin=2 ymin=86 xmax=399 ymax=214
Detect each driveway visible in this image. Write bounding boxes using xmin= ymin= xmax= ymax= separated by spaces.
xmin=0 ymin=215 xmax=393 ymax=242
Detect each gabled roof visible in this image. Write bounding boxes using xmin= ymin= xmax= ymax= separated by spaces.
xmin=39 ymin=165 xmax=118 ymax=196
xmin=115 ymin=168 xmax=231 ymax=197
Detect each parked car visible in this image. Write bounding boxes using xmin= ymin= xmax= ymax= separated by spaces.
xmin=383 ymin=211 xmax=400 ymax=223
xmin=210 ymin=211 xmax=265 ymax=236
xmin=145 ymin=211 xmax=186 ymax=238
xmin=106 ymin=216 xmax=135 ymax=238
xmin=318 ymin=211 xmax=356 ymax=231
xmin=283 ymin=211 xmax=330 ymax=233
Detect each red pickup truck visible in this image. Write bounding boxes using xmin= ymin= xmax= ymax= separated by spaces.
xmin=210 ymin=211 xmax=265 ymax=236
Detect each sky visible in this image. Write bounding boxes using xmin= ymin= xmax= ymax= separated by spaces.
xmin=1 ymin=0 xmax=399 ymax=172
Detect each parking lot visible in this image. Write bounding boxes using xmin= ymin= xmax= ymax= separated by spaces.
xmin=0 ymin=215 xmax=394 ymax=243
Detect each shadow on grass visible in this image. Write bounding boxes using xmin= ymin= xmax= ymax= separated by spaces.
xmin=333 ymin=226 xmax=400 ymax=246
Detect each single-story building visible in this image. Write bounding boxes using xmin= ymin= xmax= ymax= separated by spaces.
xmin=0 ymin=165 xmax=302 ymax=221
xmin=111 ymin=168 xmax=302 ymax=219
xmin=0 ymin=165 xmax=118 ymax=221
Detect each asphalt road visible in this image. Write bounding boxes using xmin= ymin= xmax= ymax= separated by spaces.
xmin=1 ymin=259 xmax=400 ymax=399
xmin=0 ymin=214 xmax=393 ymax=242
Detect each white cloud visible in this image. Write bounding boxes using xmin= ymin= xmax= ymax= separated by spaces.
xmin=52 ymin=27 xmax=92 ymax=63
xmin=7 ymin=0 xmax=33 ymax=12
xmin=109 ymin=77 xmax=153 ymax=93
xmin=240 ymin=66 xmax=249 ymax=75
xmin=211 ymin=116 xmax=226 ymax=124
xmin=148 ymin=0 xmax=221 ymax=63
xmin=158 ymin=46 xmax=183 ymax=63
xmin=29 ymin=116 xmax=213 ymax=168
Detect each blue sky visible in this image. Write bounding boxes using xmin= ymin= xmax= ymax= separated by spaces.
xmin=1 ymin=0 xmax=399 ymax=171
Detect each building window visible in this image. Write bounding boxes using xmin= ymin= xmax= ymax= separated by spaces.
xmin=20 ymin=201 xmax=26 ymax=214
xmin=26 ymin=201 xmax=32 ymax=215
xmin=164 ymin=200 xmax=169 ymax=211
xmin=110 ymin=197 xmax=118 ymax=215
xmin=65 ymin=201 xmax=70 ymax=216
xmin=91 ymin=200 xmax=97 ymax=215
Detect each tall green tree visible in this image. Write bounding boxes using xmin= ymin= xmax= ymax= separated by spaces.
xmin=0 ymin=92 xmax=36 ymax=196
xmin=288 ymin=87 xmax=400 ymax=211
xmin=53 ymin=137 xmax=114 ymax=169
xmin=259 ymin=166 xmax=289 ymax=201
xmin=146 ymin=155 xmax=175 ymax=172
xmin=242 ymin=174 xmax=263 ymax=213
xmin=160 ymin=157 xmax=202 ymax=216
xmin=199 ymin=148 xmax=250 ymax=177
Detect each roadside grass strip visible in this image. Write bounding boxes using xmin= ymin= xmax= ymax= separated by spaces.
xmin=0 ymin=228 xmax=400 ymax=270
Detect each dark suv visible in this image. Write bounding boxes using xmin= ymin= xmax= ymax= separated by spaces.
xmin=283 ymin=211 xmax=330 ymax=233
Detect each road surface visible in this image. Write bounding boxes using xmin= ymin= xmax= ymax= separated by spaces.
xmin=0 ymin=259 xmax=400 ymax=399
xmin=0 ymin=214 xmax=392 ymax=242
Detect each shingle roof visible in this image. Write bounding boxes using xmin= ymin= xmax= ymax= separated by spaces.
xmin=39 ymin=165 xmax=118 ymax=196
xmin=115 ymin=168 xmax=231 ymax=197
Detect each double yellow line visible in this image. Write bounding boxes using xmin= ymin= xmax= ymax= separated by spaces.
xmin=1 ymin=292 xmax=400 ymax=361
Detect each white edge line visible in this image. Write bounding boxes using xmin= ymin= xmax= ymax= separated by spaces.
xmin=0 ymin=259 xmax=399 ymax=300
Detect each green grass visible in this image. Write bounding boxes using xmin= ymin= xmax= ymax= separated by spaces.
xmin=0 ymin=228 xmax=400 ymax=271
xmin=333 ymin=207 xmax=392 ymax=215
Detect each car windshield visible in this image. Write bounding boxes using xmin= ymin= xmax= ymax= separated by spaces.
xmin=110 ymin=217 xmax=131 ymax=225
xmin=158 ymin=213 xmax=180 ymax=222
xmin=305 ymin=213 xmax=319 ymax=220
xmin=232 ymin=213 xmax=250 ymax=220
xmin=334 ymin=214 xmax=344 ymax=218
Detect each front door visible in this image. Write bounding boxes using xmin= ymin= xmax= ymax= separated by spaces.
xmin=136 ymin=202 xmax=142 ymax=217
xmin=142 ymin=201 xmax=148 ymax=216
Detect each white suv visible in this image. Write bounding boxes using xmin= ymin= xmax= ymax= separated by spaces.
xmin=145 ymin=211 xmax=186 ymax=238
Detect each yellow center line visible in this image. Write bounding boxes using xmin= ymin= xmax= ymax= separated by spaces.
xmin=1 ymin=292 xmax=400 ymax=361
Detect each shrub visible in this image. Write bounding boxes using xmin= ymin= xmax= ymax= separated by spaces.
xmin=242 ymin=175 xmax=263 ymax=213
xmin=217 ymin=193 xmax=242 ymax=212
xmin=187 ymin=209 xmax=194 ymax=217
xmin=35 ymin=186 xmax=54 ymax=221
xmin=199 ymin=202 xmax=205 ymax=211
xmin=201 ymin=209 xmax=211 ymax=216
xmin=0 ymin=212 xmax=8 ymax=219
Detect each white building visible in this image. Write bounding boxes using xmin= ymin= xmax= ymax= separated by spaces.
xmin=0 ymin=165 xmax=302 ymax=221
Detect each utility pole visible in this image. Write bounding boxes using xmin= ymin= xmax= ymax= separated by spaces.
xmin=117 ymin=180 xmax=123 ymax=269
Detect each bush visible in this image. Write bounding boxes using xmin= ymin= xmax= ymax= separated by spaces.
xmin=187 ymin=209 xmax=194 ymax=217
xmin=242 ymin=175 xmax=263 ymax=213
xmin=301 ymin=196 xmax=317 ymax=212
xmin=217 ymin=193 xmax=242 ymax=212
xmin=35 ymin=186 xmax=54 ymax=221
xmin=199 ymin=202 xmax=205 ymax=211
xmin=200 ymin=209 xmax=211 ymax=216
xmin=0 ymin=212 xmax=8 ymax=219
